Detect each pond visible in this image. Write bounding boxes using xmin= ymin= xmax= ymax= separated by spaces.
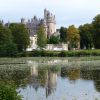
xmin=0 ymin=57 xmax=100 ymax=100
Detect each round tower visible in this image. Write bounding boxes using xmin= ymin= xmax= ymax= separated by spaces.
xmin=44 ymin=9 xmax=56 ymax=37
xmin=46 ymin=12 xmax=56 ymax=37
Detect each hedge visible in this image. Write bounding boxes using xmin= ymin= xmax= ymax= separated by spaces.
xmin=16 ymin=50 xmax=100 ymax=57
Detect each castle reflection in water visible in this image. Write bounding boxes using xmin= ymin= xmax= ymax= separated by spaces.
xmin=30 ymin=61 xmax=58 ymax=97
xmin=0 ymin=59 xmax=100 ymax=99
xmin=28 ymin=60 xmax=100 ymax=97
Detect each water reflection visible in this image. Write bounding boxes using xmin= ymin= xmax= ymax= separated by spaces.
xmin=61 ymin=67 xmax=80 ymax=81
xmin=0 ymin=59 xmax=100 ymax=99
xmin=0 ymin=65 xmax=30 ymax=86
xmin=81 ymin=69 xmax=100 ymax=92
xmin=29 ymin=65 xmax=58 ymax=97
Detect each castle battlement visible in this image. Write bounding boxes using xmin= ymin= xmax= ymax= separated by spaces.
xmin=20 ymin=9 xmax=56 ymax=37
xmin=44 ymin=9 xmax=56 ymax=24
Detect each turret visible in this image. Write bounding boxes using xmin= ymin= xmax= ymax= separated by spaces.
xmin=21 ymin=18 xmax=26 ymax=24
xmin=44 ymin=9 xmax=56 ymax=37
xmin=28 ymin=19 xmax=30 ymax=23
xmin=44 ymin=8 xmax=47 ymax=20
xmin=34 ymin=16 xmax=38 ymax=21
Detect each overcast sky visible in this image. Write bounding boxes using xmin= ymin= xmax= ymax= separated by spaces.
xmin=0 ymin=0 xmax=100 ymax=28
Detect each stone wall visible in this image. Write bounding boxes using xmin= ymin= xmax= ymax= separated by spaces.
xmin=46 ymin=44 xmax=68 ymax=51
xmin=27 ymin=35 xmax=37 ymax=51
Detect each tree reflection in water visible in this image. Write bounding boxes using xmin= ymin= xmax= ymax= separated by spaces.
xmin=0 ymin=59 xmax=100 ymax=99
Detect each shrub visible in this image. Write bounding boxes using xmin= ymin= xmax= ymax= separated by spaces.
xmin=59 ymin=51 xmax=67 ymax=57
xmin=12 ymin=50 xmax=100 ymax=57
xmin=0 ymin=84 xmax=22 ymax=100
xmin=0 ymin=43 xmax=18 ymax=57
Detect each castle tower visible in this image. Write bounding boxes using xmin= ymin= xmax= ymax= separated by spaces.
xmin=21 ymin=18 xmax=26 ymax=24
xmin=44 ymin=9 xmax=56 ymax=37
xmin=44 ymin=8 xmax=47 ymax=20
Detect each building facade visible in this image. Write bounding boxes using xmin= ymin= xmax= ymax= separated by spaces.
xmin=21 ymin=9 xmax=56 ymax=50
xmin=21 ymin=9 xmax=56 ymax=37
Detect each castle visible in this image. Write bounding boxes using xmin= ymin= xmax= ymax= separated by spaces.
xmin=0 ymin=9 xmax=68 ymax=51
xmin=21 ymin=9 xmax=57 ymax=50
xmin=21 ymin=9 xmax=56 ymax=38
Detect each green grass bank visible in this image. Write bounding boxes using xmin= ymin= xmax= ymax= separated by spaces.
xmin=17 ymin=50 xmax=100 ymax=57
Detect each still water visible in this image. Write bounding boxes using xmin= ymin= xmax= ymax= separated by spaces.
xmin=0 ymin=57 xmax=100 ymax=100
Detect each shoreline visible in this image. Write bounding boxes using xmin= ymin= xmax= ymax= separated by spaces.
xmin=0 ymin=50 xmax=100 ymax=57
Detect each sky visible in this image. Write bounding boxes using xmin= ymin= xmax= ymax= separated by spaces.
xmin=0 ymin=0 xmax=100 ymax=28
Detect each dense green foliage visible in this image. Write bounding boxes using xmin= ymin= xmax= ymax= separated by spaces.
xmin=60 ymin=27 xmax=67 ymax=42
xmin=59 ymin=15 xmax=100 ymax=49
xmin=0 ymin=84 xmax=22 ymax=100
xmin=78 ymin=14 xmax=100 ymax=49
xmin=92 ymin=14 xmax=100 ymax=49
xmin=37 ymin=25 xmax=47 ymax=49
xmin=0 ymin=23 xmax=30 ymax=57
xmin=48 ymin=35 xmax=60 ymax=44
xmin=79 ymin=24 xmax=94 ymax=49
xmin=67 ymin=25 xmax=80 ymax=49
xmin=17 ymin=50 xmax=100 ymax=57
xmin=9 ymin=23 xmax=30 ymax=52
xmin=0 ymin=24 xmax=18 ymax=57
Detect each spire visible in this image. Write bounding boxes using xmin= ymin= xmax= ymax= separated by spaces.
xmin=21 ymin=17 xmax=26 ymax=24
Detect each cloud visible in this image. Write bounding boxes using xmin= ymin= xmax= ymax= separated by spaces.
xmin=0 ymin=0 xmax=100 ymax=27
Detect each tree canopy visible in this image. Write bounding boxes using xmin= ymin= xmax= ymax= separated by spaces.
xmin=79 ymin=24 xmax=94 ymax=49
xmin=92 ymin=14 xmax=100 ymax=49
xmin=48 ymin=35 xmax=60 ymax=44
xmin=37 ymin=25 xmax=47 ymax=49
xmin=0 ymin=25 xmax=12 ymax=45
xmin=9 ymin=23 xmax=30 ymax=52
xmin=60 ymin=27 xmax=67 ymax=42
xmin=0 ymin=24 xmax=17 ymax=57
xmin=67 ymin=25 xmax=80 ymax=49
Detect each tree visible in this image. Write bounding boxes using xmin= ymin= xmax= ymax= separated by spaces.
xmin=0 ymin=25 xmax=12 ymax=45
xmin=48 ymin=35 xmax=60 ymax=44
xmin=0 ymin=25 xmax=17 ymax=57
xmin=92 ymin=14 xmax=100 ymax=49
xmin=9 ymin=23 xmax=30 ymax=52
xmin=67 ymin=25 xmax=80 ymax=49
xmin=37 ymin=25 xmax=47 ymax=49
xmin=79 ymin=24 xmax=94 ymax=49
xmin=60 ymin=27 xmax=67 ymax=42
